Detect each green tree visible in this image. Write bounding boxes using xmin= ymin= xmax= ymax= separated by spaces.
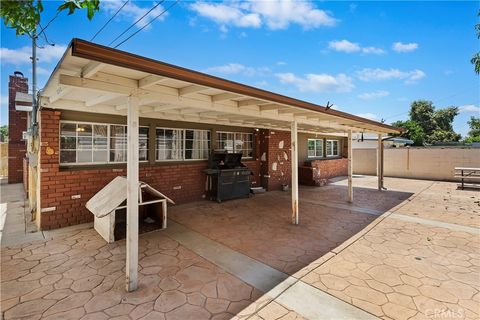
xmin=392 ymin=100 xmax=461 ymax=145
xmin=433 ymin=106 xmax=459 ymax=132
xmin=1 ymin=0 xmax=100 ymax=37
xmin=409 ymin=100 xmax=436 ymax=136
xmin=465 ymin=116 xmax=480 ymax=143
xmin=0 ymin=125 xmax=8 ymax=142
xmin=428 ymin=130 xmax=461 ymax=143
xmin=392 ymin=120 xmax=425 ymax=146
xmin=472 ymin=10 xmax=480 ymax=74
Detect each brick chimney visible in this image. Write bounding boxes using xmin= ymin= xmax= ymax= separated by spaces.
xmin=8 ymin=72 xmax=29 ymax=184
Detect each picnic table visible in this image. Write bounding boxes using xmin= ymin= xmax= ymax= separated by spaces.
xmin=454 ymin=167 xmax=480 ymax=189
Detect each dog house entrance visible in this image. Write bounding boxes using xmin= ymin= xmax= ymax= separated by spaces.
xmin=86 ymin=176 xmax=174 ymax=243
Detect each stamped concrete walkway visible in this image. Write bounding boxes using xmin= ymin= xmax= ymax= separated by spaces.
xmin=1 ymin=176 xmax=479 ymax=319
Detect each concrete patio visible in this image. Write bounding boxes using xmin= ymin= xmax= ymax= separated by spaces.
xmin=1 ymin=176 xmax=479 ymax=320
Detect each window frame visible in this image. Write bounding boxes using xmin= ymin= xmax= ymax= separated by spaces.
xmin=326 ymin=139 xmax=340 ymax=157
xmin=216 ymin=131 xmax=254 ymax=159
xmin=307 ymin=138 xmax=324 ymax=158
xmin=155 ymin=127 xmax=211 ymax=162
xmin=59 ymin=120 xmax=149 ymax=166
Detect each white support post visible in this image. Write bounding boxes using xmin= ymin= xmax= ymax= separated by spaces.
xmin=377 ymin=134 xmax=383 ymax=191
xmin=126 ymin=96 xmax=139 ymax=292
xmin=347 ymin=130 xmax=353 ymax=203
xmin=291 ymin=121 xmax=299 ymax=225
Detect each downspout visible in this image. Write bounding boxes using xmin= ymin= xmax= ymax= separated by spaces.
xmin=31 ymin=34 xmax=38 ymax=134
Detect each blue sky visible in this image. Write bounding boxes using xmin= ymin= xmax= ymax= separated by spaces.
xmin=1 ymin=1 xmax=479 ymax=136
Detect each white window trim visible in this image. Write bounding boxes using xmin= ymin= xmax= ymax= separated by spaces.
xmin=155 ymin=127 xmax=211 ymax=162
xmin=326 ymin=139 xmax=340 ymax=157
xmin=216 ymin=131 xmax=254 ymax=159
xmin=59 ymin=120 xmax=149 ymax=165
xmin=307 ymin=138 xmax=324 ymax=158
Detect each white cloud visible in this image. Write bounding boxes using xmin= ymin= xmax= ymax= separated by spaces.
xmin=190 ymin=0 xmax=336 ymax=31
xmin=459 ymin=104 xmax=480 ymax=113
xmin=276 ymin=72 xmax=354 ymax=93
xmin=0 ymin=45 xmax=66 ymax=65
xmin=276 ymin=61 xmax=287 ymax=66
xmin=356 ymin=68 xmax=425 ymax=84
xmin=328 ymin=40 xmax=385 ymax=55
xmin=102 ymin=0 xmax=167 ymax=29
xmin=361 ymin=46 xmax=385 ymax=55
xmin=356 ymin=113 xmax=379 ymax=121
xmin=328 ymin=40 xmax=360 ymax=53
xmin=206 ymin=63 xmax=270 ymax=77
xmin=358 ymin=90 xmax=390 ymax=100
xmin=190 ymin=2 xmax=261 ymax=28
xmin=392 ymin=42 xmax=418 ymax=53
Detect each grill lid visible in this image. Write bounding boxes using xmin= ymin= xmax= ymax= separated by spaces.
xmin=208 ymin=152 xmax=245 ymax=169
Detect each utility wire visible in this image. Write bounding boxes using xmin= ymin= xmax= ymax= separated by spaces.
xmin=114 ymin=0 xmax=179 ymax=48
xmin=383 ymin=85 xmax=478 ymax=121
xmin=91 ymin=0 xmax=129 ymax=41
xmin=108 ymin=0 xmax=164 ymax=47
xmin=37 ymin=11 xmax=60 ymax=37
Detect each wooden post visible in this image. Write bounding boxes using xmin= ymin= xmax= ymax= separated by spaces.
xmin=126 ymin=96 xmax=139 ymax=292
xmin=377 ymin=134 xmax=382 ymax=190
xmin=291 ymin=121 xmax=299 ymax=224
xmin=347 ymin=130 xmax=353 ymax=203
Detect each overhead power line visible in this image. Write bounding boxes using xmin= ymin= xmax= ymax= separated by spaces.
xmin=114 ymin=0 xmax=179 ymax=48
xmin=108 ymin=0 xmax=164 ymax=47
xmin=91 ymin=0 xmax=129 ymax=41
xmin=37 ymin=11 xmax=60 ymax=38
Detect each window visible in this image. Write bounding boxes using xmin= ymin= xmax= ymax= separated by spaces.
xmin=110 ymin=125 xmax=127 ymax=162
xmin=139 ymin=127 xmax=149 ymax=161
xmin=156 ymin=128 xmax=210 ymax=161
xmin=307 ymin=139 xmax=323 ymax=158
xmin=156 ymin=128 xmax=183 ymax=161
xmin=60 ymin=121 xmax=149 ymax=165
xmin=326 ymin=140 xmax=340 ymax=157
xmin=185 ymin=129 xmax=210 ymax=160
xmin=217 ymin=131 xmax=253 ymax=158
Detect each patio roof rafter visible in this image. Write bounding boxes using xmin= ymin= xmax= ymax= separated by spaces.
xmin=53 ymin=73 xmax=373 ymax=134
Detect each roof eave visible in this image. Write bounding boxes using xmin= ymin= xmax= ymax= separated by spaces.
xmin=69 ymin=38 xmax=401 ymax=134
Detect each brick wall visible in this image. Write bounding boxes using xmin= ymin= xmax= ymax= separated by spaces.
xmin=8 ymin=75 xmax=28 ymax=183
xmin=299 ymin=158 xmax=348 ymax=186
xmin=38 ymin=108 xmax=351 ymax=230
xmin=38 ymin=110 xmax=261 ymax=230
xmin=258 ymin=129 xmax=292 ymax=191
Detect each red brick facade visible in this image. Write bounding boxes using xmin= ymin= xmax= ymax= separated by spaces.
xmin=258 ymin=129 xmax=292 ymax=191
xmin=299 ymin=158 xmax=348 ymax=186
xmin=38 ymin=110 xmax=261 ymax=230
xmin=8 ymin=75 xmax=28 ymax=183
xmin=37 ymin=109 xmax=348 ymax=230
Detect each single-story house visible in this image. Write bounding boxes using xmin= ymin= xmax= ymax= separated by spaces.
xmin=12 ymin=39 xmax=401 ymax=290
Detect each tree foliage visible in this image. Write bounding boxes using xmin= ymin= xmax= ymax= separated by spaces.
xmin=392 ymin=100 xmax=461 ymax=145
xmin=0 ymin=125 xmax=8 ymax=142
xmin=391 ymin=120 xmax=425 ymax=146
xmin=472 ymin=10 xmax=480 ymax=74
xmin=465 ymin=116 xmax=480 ymax=143
xmin=0 ymin=0 xmax=100 ymax=37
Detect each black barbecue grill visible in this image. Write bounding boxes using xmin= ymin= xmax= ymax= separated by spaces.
xmin=204 ymin=152 xmax=252 ymax=202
